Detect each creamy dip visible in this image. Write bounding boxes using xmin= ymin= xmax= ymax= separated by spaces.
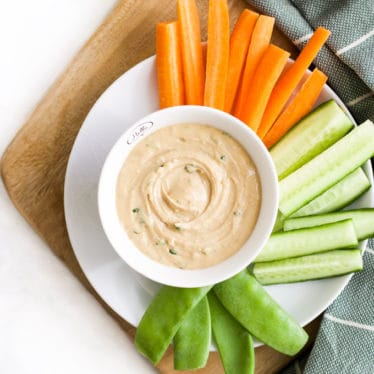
xmin=116 ymin=124 xmax=261 ymax=269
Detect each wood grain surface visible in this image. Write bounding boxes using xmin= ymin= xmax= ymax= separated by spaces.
xmin=1 ymin=0 xmax=316 ymax=373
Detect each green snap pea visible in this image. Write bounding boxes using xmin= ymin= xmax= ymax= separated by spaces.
xmin=135 ymin=285 xmax=212 ymax=365
xmin=213 ymin=270 xmax=308 ymax=356
xmin=208 ymin=292 xmax=254 ymax=374
xmin=173 ymin=296 xmax=211 ymax=370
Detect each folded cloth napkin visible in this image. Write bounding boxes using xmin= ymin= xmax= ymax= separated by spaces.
xmin=247 ymin=1 xmax=374 ymax=373
xmin=281 ymin=244 xmax=374 ymax=374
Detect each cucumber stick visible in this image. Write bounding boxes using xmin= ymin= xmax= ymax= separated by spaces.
xmin=290 ymin=168 xmax=371 ymax=218
xmin=255 ymin=219 xmax=358 ymax=263
xmin=270 ymin=100 xmax=353 ymax=180
xmin=272 ymin=211 xmax=285 ymax=233
xmin=279 ymin=120 xmax=374 ymax=217
xmin=272 ymin=168 xmax=370 ymax=232
xmin=253 ymin=250 xmax=363 ymax=285
xmin=284 ymin=209 xmax=374 ymax=240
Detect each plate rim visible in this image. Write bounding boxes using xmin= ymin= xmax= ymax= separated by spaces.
xmin=64 ymin=55 xmax=374 ymax=340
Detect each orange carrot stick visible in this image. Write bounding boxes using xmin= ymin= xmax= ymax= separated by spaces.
xmin=204 ymin=0 xmax=230 ymax=110
xmin=257 ymin=27 xmax=331 ymax=137
xmin=177 ymin=0 xmax=205 ymax=105
xmin=240 ymin=44 xmax=290 ymax=132
xmin=156 ymin=22 xmax=184 ymax=109
xmin=233 ymin=15 xmax=275 ymax=119
xmin=224 ymin=9 xmax=259 ymax=113
xmin=202 ymin=42 xmax=207 ymax=71
xmin=263 ymin=69 xmax=327 ymax=148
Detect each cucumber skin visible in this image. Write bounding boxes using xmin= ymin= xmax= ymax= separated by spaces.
xmin=283 ymin=208 xmax=374 ymax=240
xmin=279 ymin=120 xmax=374 ymax=217
xmin=273 ymin=168 xmax=371 ymax=233
xmin=253 ymin=249 xmax=363 ymax=285
xmin=272 ymin=211 xmax=285 ymax=233
xmin=291 ymin=168 xmax=371 ymax=217
xmin=255 ymin=219 xmax=358 ymax=263
xmin=270 ymin=100 xmax=354 ymax=180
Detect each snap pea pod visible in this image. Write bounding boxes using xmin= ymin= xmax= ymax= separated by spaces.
xmin=174 ymin=296 xmax=211 ymax=370
xmin=135 ymin=285 xmax=212 ymax=365
xmin=208 ymin=292 xmax=254 ymax=374
xmin=214 ymin=270 xmax=308 ymax=356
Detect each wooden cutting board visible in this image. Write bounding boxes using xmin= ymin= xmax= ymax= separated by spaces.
xmin=0 ymin=0 xmax=320 ymax=372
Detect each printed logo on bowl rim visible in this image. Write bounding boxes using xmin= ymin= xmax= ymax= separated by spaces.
xmin=126 ymin=121 xmax=153 ymax=145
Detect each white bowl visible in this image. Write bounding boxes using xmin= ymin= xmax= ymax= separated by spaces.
xmin=98 ymin=105 xmax=279 ymax=287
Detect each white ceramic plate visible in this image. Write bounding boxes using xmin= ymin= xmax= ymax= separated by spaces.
xmin=64 ymin=56 xmax=374 ymax=347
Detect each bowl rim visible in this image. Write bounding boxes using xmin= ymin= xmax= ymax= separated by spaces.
xmin=97 ymin=105 xmax=279 ymax=287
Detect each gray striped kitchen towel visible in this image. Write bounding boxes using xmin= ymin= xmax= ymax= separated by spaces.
xmin=247 ymin=1 xmax=374 ymax=373
xmin=281 ymin=242 xmax=374 ymax=374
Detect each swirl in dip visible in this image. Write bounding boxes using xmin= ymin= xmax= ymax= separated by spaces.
xmin=116 ymin=123 xmax=261 ymax=269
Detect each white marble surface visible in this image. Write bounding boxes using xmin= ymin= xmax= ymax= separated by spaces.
xmin=0 ymin=1 xmax=155 ymax=373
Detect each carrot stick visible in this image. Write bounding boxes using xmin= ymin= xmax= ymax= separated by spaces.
xmin=240 ymin=44 xmax=290 ymax=132
xmin=256 ymin=27 xmax=331 ymax=137
xmin=263 ymin=69 xmax=327 ymax=148
xmin=156 ymin=22 xmax=184 ymax=109
xmin=224 ymin=9 xmax=259 ymax=113
xmin=202 ymin=43 xmax=207 ymax=71
xmin=233 ymin=15 xmax=275 ymax=119
xmin=204 ymin=0 xmax=230 ymax=110
xmin=177 ymin=0 xmax=205 ymax=105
